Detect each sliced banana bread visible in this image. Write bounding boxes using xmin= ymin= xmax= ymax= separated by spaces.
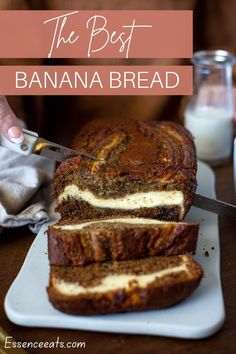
xmin=48 ymin=255 xmax=203 ymax=315
xmin=48 ymin=217 xmax=199 ymax=266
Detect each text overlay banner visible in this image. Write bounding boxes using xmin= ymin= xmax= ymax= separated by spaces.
xmin=0 ymin=66 xmax=192 ymax=95
xmin=0 ymin=11 xmax=192 ymax=58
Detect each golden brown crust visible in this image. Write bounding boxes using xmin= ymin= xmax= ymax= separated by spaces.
xmin=52 ymin=118 xmax=197 ymax=221
xmin=48 ymin=221 xmax=199 ymax=266
xmin=47 ymin=255 xmax=203 ymax=315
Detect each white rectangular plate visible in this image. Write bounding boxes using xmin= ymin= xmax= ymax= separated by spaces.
xmin=4 ymin=161 xmax=225 ymax=339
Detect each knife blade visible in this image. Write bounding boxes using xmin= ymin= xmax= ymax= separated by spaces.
xmin=0 ymin=128 xmax=99 ymax=162
xmin=2 ymin=130 xmax=236 ymax=218
xmin=193 ymin=193 xmax=236 ymax=219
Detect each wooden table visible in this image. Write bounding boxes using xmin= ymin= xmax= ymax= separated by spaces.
xmin=0 ymin=162 xmax=236 ymax=354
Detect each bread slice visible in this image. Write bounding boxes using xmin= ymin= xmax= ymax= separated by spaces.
xmin=48 ymin=255 xmax=203 ymax=315
xmin=52 ymin=118 xmax=197 ymax=222
xmin=48 ymin=217 xmax=199 ymax=266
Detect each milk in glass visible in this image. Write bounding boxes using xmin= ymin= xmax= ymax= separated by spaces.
xmin=184 ymin=50 xmax=235 ymax=166
xmin=185 ymin=106 xmax=233 ymax=162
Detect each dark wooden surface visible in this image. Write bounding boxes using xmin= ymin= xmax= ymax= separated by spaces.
xmin=0 ymin=162 xmax=236 ymax=354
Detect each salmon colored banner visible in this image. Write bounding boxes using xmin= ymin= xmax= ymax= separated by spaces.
xmin=0 ymin=66 xmax=192 ymax=95
xmin=0 ymin=11 xmax=192 ymax=58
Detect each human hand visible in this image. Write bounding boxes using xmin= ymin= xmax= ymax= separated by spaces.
xmin=0 ymin=96 xmax=24 ymax=143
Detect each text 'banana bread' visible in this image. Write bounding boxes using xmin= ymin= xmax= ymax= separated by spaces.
xmin=48 ymin=217 xmax=199 ymax=266
xmin=48 ymin=255 xmax=203 ymax=315
xmin=53 ymin=118 xmax=197 ymax=222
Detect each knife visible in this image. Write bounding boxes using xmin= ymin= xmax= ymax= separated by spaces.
xmin=1 ymin=129 xmax=236 ymax=218
xmin=0 ymin=128 xmax=99 ymax=162
xmin=193 ymin=193 xmax=236 ymax=219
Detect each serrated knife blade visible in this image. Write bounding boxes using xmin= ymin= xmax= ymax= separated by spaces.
xmin=32 ymin=136 xmax=99 ymax=162
xmin=0 ymin=128 xmax=99 ymax=162
xmin=193 ymin=193 xmax=236 ymax=219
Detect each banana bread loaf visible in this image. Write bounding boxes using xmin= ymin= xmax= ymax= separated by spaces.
xmin=52 ymin=118 xmax=197 ymax=222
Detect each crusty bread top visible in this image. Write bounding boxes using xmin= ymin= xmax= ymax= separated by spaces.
xmin=53 ymin=118 xmax=196 ymax=201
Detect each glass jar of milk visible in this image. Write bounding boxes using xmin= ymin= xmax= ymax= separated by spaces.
xmin=184 ymin=50 xmax=235 ymax=165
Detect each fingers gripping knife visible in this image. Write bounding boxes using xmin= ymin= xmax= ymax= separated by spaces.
xmin=1 ymin=129 xmax=236 ymax=219
xmin=0 ymin=128 xmax=98 ymax=162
